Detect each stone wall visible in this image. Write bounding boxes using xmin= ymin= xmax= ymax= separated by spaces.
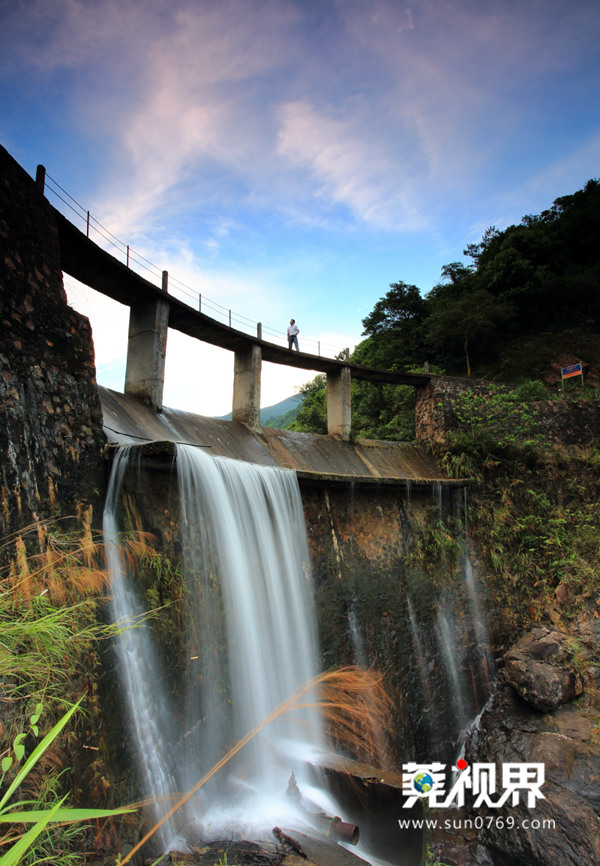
xmin=0 ymin=143 xmax=106 ymax=539
xmin=301 ymin=480 xmax=486 ymax=765
xmin=415 ymin=375 xmax=600 ymax=447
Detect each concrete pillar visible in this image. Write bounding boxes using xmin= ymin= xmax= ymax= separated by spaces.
xmin=124 ymin=296 xmax=169 ymax=411
xmin=327 ymin=366 xmax=352 ymax=439
xmin=232 ymin=344 xmax=262 ymax=427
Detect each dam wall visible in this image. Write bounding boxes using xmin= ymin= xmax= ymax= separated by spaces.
xmin=0 ymin=138 xmax=456 ymax=547
xmin=0 ymin=143 xmax=105 ymax=538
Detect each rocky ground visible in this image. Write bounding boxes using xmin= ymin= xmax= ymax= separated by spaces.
xmin=430 ymin=621 xmax=600 ymax=866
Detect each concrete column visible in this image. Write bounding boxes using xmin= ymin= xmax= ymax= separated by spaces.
xmin=124 ymin=297 xmax=169 ymax=411
xmin=327 ymin=366 xmax=352 ymax=439
xmin=232 ymin=344 xmax=262 ymax=427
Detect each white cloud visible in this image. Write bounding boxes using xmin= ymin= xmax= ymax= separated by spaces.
xmin=10 ymin=0 xmax=600 ymax=363
xmin=64 ymin=277 xmax=128 ymax=367
xmin=276 ymin=100 xmax=428 ymax=231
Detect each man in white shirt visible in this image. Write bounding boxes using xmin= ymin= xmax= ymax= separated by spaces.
xmin=287 ymin=319 xmax=300 ymax=350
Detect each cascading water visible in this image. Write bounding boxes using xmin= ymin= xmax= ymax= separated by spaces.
xmin=175 ymin=444 xmax=329 ymax=839
xmin=435 ymin=606 xmax=470 ymax=734
xmin=103 ymin=447 xmax=180 ymax=849
xmin=103 ymin=437 xmax=497 ymax=863
xmin=104 ymin=443 xmax=337 ymax=850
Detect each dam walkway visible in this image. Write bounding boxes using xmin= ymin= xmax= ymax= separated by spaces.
xmin=39 ymin=164 xmax=430 ymax=440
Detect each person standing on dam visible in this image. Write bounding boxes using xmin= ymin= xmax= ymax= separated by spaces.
xmin=287 ymin=319 xmax=300 ymax=350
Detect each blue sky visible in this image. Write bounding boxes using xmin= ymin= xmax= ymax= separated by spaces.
xmin=2 ymin=0 xmax=599 ymax=415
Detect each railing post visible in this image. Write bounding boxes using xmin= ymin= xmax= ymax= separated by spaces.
xmin=257 ymin=322 xmax=262 ymax=340
xmin=86 ymin=211 xmax=90 ymax=238
xmin=35 ymin=165 xmax=46 ymax=194
xmin=162 ymin=270 xmax=169 ymax=293
xmin=229 ymin=309 xmax=232 ymax=328
xmin=126 ymin=245 xmax=130 ymax=267
xmin=199 ymin=293 xmax=202 ymax=312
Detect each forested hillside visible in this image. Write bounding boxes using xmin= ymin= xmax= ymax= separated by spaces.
xmin=290 ymin=178 xmax=600 ymax=440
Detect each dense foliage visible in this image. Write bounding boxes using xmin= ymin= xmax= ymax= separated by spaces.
xmin=291 ymin=179 xmax=600 ymax=439
xmin=433 ymin=388 xmax=600 ymax=637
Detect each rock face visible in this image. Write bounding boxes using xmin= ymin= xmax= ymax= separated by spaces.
xmin=462 ymin=685 xmax=600 ymax=866
xmin=0 ymin=143 xmax=106 ymax=538
xmin=504 ymin=628 xmax=584 ymax=713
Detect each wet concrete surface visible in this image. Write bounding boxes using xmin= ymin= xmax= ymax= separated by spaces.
xmin=99 ymin=387 xmax=461 ymax=485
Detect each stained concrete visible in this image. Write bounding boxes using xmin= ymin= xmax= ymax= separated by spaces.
xmin=99 ymin=386 xmax=462 ymax=485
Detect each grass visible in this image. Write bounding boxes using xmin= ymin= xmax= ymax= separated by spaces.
xmin=0 ymin=516 xmax=153 ymax=864
xmin=432 ymin=385 xmax=600 ymax=633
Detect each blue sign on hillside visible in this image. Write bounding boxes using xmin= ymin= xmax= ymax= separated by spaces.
xmin=561 ymin=362 xmax=583 ymax=384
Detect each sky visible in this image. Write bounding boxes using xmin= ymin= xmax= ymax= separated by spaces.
xmin=1 ymin=0 xmax=599 ymax=416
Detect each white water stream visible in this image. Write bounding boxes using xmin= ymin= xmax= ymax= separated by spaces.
xmin=104 ymin=444 xmax=335 ymax=850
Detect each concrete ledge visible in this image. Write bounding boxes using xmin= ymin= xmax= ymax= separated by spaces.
xmin=99 ymin=386 xmax=463 ymax=484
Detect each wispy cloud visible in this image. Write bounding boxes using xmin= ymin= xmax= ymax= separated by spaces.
xmin=6 ymin=0 xmax=600 ymax=412
xmin=7 ymin=0 xmax=597 ymax=241
xmin=276 ymin=99 xmax=429 ymax=230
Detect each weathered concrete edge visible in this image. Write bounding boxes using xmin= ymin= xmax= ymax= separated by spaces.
xmin=295 ymin=469 xmax=469 ymax=487
xmin=104 ymin=440 xmax=469 ymax=486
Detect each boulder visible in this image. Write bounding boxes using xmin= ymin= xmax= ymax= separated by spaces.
xmin=504 ymin=627 xmax=583 ymax=712
xmin=461 ymin=685 xmax=600 ymax=866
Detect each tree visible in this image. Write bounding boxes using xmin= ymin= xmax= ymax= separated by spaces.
xmin=287 ymin=375 xmax=327 ymax=434
xmin=361 ymin=281 xmax=427 ymax=336
xmin=359 ymin=281 xmax=428 ymax=372
xmin=463 ymin=226 xmax=500 ymax=263
xmin=427 ymin=288 xmax=514 ymax=377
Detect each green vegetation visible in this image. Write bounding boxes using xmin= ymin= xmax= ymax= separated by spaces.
xmin=429 ymin=385 xmax=600 ymax=635
xmin=262 ymin=406 xmax=302 ymax=428
xmin=0 ymin=520 xmax=142 ymax=864
xmin=291 ymin=178 xmax=600 ymax=441
xmin=0 ymin=701 xmax=132 ymax=866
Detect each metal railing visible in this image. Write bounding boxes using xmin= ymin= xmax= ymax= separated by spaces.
xmin=41 ymin=168 xmax=349 ymax=359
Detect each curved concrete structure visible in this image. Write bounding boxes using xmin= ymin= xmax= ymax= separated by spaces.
xmin=53 ymin=207 xmax=430 ymax=436
xmin=99 ymin=386 xmax=461 ymax=485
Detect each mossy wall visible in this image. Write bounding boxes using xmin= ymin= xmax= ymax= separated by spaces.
xmin=416 ymin=375 xmax=600 ymax=447
xmin=301 ymin=481 xmax=491 ymax=764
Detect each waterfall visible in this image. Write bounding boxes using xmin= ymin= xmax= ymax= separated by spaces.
xmin=103 ymin=440 xmax=495 ymax=859
xmin=104 ymin=443 xmax=331 ymax=848
xmin=103 ymin=447 xmax=179 ymax=849
xmin=175 ymin=444 xmax=328 ymax=837
xmin=463 ymin=550 xmax=495 ymax=696
xmin=435 ymin=605 xmax=470 ymax=734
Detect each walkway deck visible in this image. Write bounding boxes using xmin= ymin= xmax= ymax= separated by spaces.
xmin=55 ymin=210 xmax=430 ymax=386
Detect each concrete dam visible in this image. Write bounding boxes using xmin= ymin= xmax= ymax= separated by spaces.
xmin=0 ymin=140 xmax=494 ymax=864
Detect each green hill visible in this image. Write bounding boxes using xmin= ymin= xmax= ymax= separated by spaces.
xmin=290 ymin=178 xmax=600 ymax=440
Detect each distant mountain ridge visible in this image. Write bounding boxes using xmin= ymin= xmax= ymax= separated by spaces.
xmin=218 ymin=393 xmax=303 ymax=427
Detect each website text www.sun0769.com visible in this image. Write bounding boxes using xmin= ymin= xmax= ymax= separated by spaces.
xmin=398 ymin=815 xmax=556 ymax=832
